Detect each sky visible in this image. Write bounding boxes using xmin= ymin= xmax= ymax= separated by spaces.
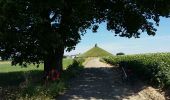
xmin=64 ymin=17 xmax=170 ymax=55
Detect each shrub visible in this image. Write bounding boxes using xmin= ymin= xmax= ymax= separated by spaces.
xmin=0 ymin=58 xmax=85 ymax=99
xmin=64 ymin=59 xmax=84 ymax=79
xmin=116 ymin=52 xmax=125 ymax=56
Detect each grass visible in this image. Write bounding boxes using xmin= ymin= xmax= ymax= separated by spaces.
xmin=80 ymin=46 xmax=113 ymax=57
xmin=0 ymin=58 xmax=73 ymax=73
xmin=0 ymin=58 xmax=76 ymax=99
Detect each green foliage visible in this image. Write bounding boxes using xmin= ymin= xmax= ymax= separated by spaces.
xmin=63 ymin=58 xmax=74 ymax=69
xmin=0 ymin=59 xmax=79 ymax=99
xmin=20 ymin=80 xmax=66 ymax=99
xmin=74 ymin=58 xmax=85 ymax=65
xmin=19 ymin=59 xmax=84 ymax=99
xmin=116 ymin=52 xmax=125 ymax=56
xmin=103 ymin=53 xmax=170 ymax=88
xmin=80 ymin=46 xmax=113 ymax=57
xmin=0 ymin=0 xmax=170 ymax=66
xmin=64 ymin=58 xmax=84 ymax=79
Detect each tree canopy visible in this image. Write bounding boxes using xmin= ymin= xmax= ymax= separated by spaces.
xmin=0 ymin=0 xmax=170 ymax=75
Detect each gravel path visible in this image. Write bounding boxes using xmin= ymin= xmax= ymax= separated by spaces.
xmin=57 ymin=58 xmax=165 ymax=100
xmin=84 ymin=58 xmax=112 ymax=68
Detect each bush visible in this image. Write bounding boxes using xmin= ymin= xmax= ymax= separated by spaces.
xmin=116 ymin=52 xmax=125 ymax=56
xmin=64 ymin=59 xmax=84 ymax=79
xmin=19 ymin=80 xmax=66 ymax=99
xmin=20 ymin=59 xmax=85 ymax=99
xmin=0 ymin=58 xmax=85 ymax=99
xmin=74 ymin=58 xmax=85 ymax=65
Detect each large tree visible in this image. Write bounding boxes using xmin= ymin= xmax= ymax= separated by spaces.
xmin=0 ymin=0 xmax=170 ymax=79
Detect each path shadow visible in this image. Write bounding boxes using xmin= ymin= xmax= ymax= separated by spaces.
xmin=57 ymin=67 xmax=147 ymax=100
xmin=0 ymin=70 xmax=43 ymax=99
xmin=164 ymin=88 xmax=170 ymax=100
xmin=0 ymin=70 xmax=43 ymax=87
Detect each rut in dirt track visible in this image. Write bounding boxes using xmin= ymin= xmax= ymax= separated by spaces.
xmin=57 ymin=58 xmax=165 ymax=100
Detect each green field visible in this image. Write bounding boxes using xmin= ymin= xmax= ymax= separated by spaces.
xmin=103 ymin=53 xmax=170 ymax=88
xmin=0 ymin=58 xmax=73 ymax=73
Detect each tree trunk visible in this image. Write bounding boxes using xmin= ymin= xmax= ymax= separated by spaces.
xmin=55 ymin=46 xmax=64 ymax=72
xmin=43 ymin=46 xmax=64 ymax=81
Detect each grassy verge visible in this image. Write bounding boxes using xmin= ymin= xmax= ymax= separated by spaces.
xmin=103 ymin=53 xmax=170 ymax=88
xmin=63 ymin=58 xmax=74 ymax=69
xmin=0 ymin=58 xmax=84 ymax=99
xmin=0 ymin=58 xmax=73 ymax=72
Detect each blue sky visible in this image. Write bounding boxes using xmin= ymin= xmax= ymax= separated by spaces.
xmin=64 ymin=17 xmax=170 ymax=55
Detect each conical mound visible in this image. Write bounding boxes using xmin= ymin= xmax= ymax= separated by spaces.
xmin=80 ymin=45 xmax=113 ymax=57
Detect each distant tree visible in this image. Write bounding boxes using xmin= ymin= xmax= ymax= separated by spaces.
xmin=95 ymin=44 xmax=98 ymax=47
xmin=0 ymin=0 xmax=170 ymax=80
xmin=116 ymin=52 xmax=125 ymax=56
xmin=63 ymin=56 xmax=67 ymax=59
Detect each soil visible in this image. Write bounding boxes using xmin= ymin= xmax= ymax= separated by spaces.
xmin=57 ymin=58 xmax=166 ymax=100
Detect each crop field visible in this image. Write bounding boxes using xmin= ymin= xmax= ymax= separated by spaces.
xmin=103 ymin=53 xmax=170 ymax=88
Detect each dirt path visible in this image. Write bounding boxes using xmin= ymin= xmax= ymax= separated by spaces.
xmin=84 ymin=58 xmax=112 ymax=68
xmin=57 ymin=58 xmax=165 ymax=100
